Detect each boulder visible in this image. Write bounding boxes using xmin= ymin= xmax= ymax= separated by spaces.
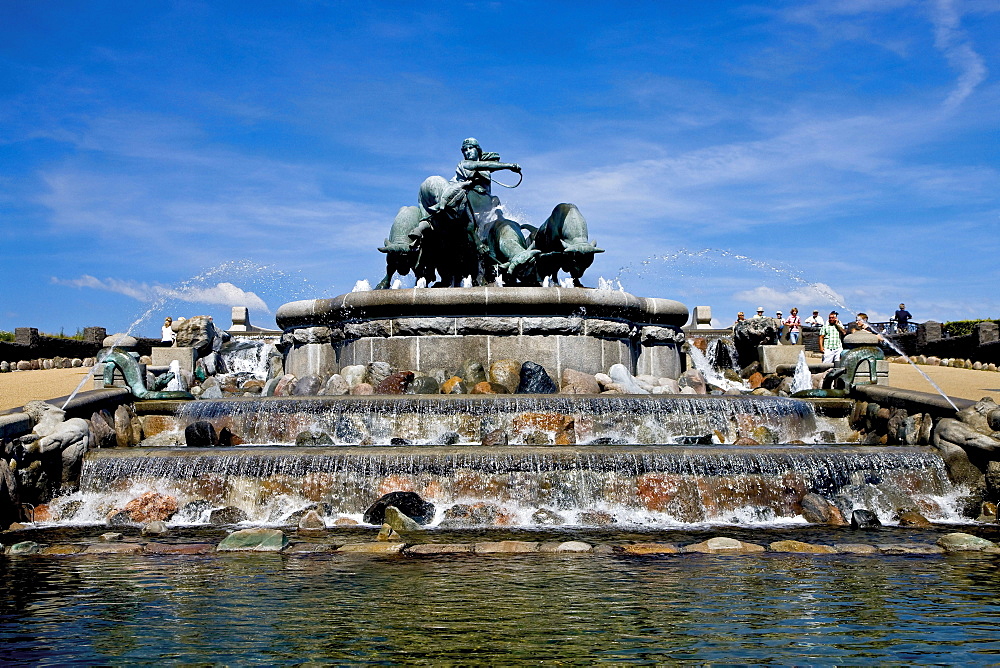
xmin=682 ymin=536 xmax=765 ymax=554
xmin=531 ymin=508 xmax=566 ymax=525
xmin=295 ymin=429 xmax=334 ymax=446
xmin=622 ymin=543 xmax=679 ymax=555
xmin=0 ymin=460 xmax=20 ymax=530
xmin=292 ymin=374 xmax=324 ymax=396
xmin=350 ymin=382 xmax=374 ymax=395
xmin=209 ymin=506 xmax=249 ymax=525
xmin=733 ymin=318 xmax=779 ymax=367
xmin=297 ymin=509 xmax=326 ymax=530
xmin=474 ymin=541 xmax=540 ymax=554
xmin=123 ymin=492 xmax=178 ymax=523
xmin=850 ymin=509 xmax=882 ymax=529
xmin=482 ymin=429 xmax=509 ymax=447
xmin=768 ymin=540 xmax=837 ymax=554
xmin=936 ymin=532 xmax=997 ymax=552
xmin=407 ymin=376 xmax=439 ymax=394
xmin=7 ymin=541 xmax=41 ymax=555
xmin=185 ymin=421 xmax=218 ymax=447
xmin=800 ymin=492 xmax=844 ymax=524
xmin=217 ymin=528 xmax=287 ymax=552
xmin=341 ymin=365 xmax=368 ymax=388
xmin=141 ymin=520 xmax=169 ymax=536
xmin=488 ymin=359 xmax=522 ymax=392
xmin=560 ymin=368 xmax=600 ymax=394
xmin=367 ymin=362 xmax=394 ymax=387
xmin=607 ymin=364 xmax=648 ymax=394
xmin=383 ymin=506 xmax=423 ymax=534
xmin=174 ymin=316 xmax=220 ymax=354
xmin=516 ymin=361 xmax=558 ymax=394
xmin=374 ymin=371 xmax=414 ymax=395
xmin=363 ymin=491 xmax=435 ymax=525
xmin=320 ymin=374 xmax=349 ymax=396
xmin=897 ymin=510 xmax=932 ymax=527
xmin=459 ymin=360 xmax=487 ymax=386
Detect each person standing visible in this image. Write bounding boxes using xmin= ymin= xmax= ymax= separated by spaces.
xmin=734 ymin=311 xmax=745 ymax=327
xmin=160 ymin=317 xmax=176 ymax=345
xmin=894 ymin=303 xmax=912 ymax=333
xmin=753 ymin=307 xmax=766 ymax=319
xmin=804 ymin=309 xmax=823 ymax=327
xmin=784 ymin=308 xmax=802 ymax=344
xmin=775 ymin=310 xmax=784 ymax=341
xmin=818 ymin=311 xmax=846 ymax=364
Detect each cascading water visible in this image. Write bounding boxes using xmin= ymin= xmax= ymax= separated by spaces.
xmin=791 ymin=350 xmax=813 ymax=394
xmin=53 ymin=444 xmax=964 ymax=528
xmin=687 ymin=344 xmax=749 ymax=393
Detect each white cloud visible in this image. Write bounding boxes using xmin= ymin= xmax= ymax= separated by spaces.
xmin=52 ymin=276 xmax=270 ymax=312
xmin=931 ymin=0 xmax=988 ymax=112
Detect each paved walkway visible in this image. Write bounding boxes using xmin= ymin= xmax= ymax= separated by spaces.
xmin=0 ymin=363 xmax=996 ymax=413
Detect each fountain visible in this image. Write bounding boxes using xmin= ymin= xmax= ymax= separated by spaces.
xmin=5 ymin=138 xmax=998 ymax=536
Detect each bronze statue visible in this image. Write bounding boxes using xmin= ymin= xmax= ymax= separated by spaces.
xmin=377 ymin=138 xmax=601 ymax=288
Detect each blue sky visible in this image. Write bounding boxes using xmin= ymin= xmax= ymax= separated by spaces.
xmin=2 ymin=0 xmax=998 ymax=336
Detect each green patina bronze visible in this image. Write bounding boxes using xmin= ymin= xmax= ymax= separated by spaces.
xmin=378 ymin=139 xmax=602 ymax=288
xmin=102 ymin=350 xmax=194 ymax=400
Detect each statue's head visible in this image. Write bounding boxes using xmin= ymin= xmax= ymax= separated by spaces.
xmin=461 ymin=137 xmax=482 ymax=160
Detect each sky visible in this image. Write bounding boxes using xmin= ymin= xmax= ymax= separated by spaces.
xmin=2 ymin=0 xmax=998 ymax=336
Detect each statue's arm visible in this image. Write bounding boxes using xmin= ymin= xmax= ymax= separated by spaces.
xmin=460 ymin=160 xmax=521 ymax=173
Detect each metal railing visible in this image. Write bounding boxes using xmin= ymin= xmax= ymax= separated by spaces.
xmin=868 ymin=321 xmax=917 ymax=334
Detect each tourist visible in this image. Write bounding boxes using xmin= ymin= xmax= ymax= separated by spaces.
xmin=804 ymin=309 xmax=823 ymax=327
xmin=161 ymin=317 xmax=175 ymax=345
xmin=734 ymin=311 xmax=745 ymax=326
xmin=775 ymin=310 xmax=784 ymax=340
xmin=818 ymin=311 xmax=846 ymax=364
xmin=784 ymin=308 xmax=802 ymax=344
xmin=753 ymin=307 xmax=765 ymax=319
xmin=894 ymin=303 xmax=912 ymax=333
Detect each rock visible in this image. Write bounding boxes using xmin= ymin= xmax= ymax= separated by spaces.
xmin=482 ymin=429 xmax=509 ymax=447
xmin=474 ymin=541 xmax=540 ymax=554
xmin=374 ymin=371 xmax=414 ymax=395
xmin=383 ymin=506 xmax=423 ymax=534
xmin=440 ymin=502 xmax=513 ymax=527
xmin=0 ymin=460 xmax=19 ymax=530
xmin=7 ymin=541 xmax=40 ymax=555
xmin=367 ymin=362 xmax=394 ymax=387
xmin=341 ymin=365 xmax=368 ymax=388
xmin=176 ymin=500 xmax=211 ymax=523
xmin=39 ymin=544 xmax=85 ymax=555
xmin=622 ymin=543 xmax=679 ymax=555
xmin=174 ymin=315 xmax=220 ymax=354
xmin=594 ymin=373 xmax=615 ymax=390
xmin=607 ymin=364 xmax=648 ymax=394
xmin=578 ymin=510 xmax=616 ymax=526
xmin=85 ymin=543 xmax=143 ymax=554
xmin=897 ymin=510 xmax=932 ymax=527
xmin=531 ymin=508 xmax=566 ymax=525
xmin=298 ymin=509 xmax=326 ymax=530
xmin=320 ymin=374 xmax=349 ymax=396
xmin=124 ymin=492 xmax=178 ymax=523
xmin=878 ymin=543 xmax=945 ymax=555
xmin=833 ymin=543 xmax=878 ymax=554
xmin=471 ymin=381 xmax=506 ymax=394
xmin=489 ymin=359 xmax=522 ymax=392
xmin=349 ymin=382 xmax=374 ymax=396
xmin=552 ymin=541 xmax=593 ymax=553
xmin=733 ymin=318 xmax=779 ymax=366
xmin=512 ymin=413 xmax=575 ymax=445
xmin=801 ymin=493 xmax=840 ymax=524
xmin=334 ymin=416 xmax=367 ymax=443
xmin=678 ymin=369 xmax=707 ymax=395
xmin=100 ymin=532 xmax=124 ymax=541
xmin=407 ymin=376 xmax=439 ymax=394
xmin=337 ymin=542 xmax=406 ymax=554
xmin=560 ymin=368 xmax=600 ymax=394
xmin=936 ymin=532 xmax=997 ymax=552
xmin=16 ymin=361 xmax=31 ymax=371
xmin=363 ymin=491 xmax=435 ymax=525
xmin=292 ymin=374 xmax=324 ymax=396
xmin=516 ymin=361 xmax=558 ymax=394
xmin=217 ymin=528 xmax=288 ymax=552
xmin=459 ymin=360 xmax=487 ymax=386
xmin=106 ymin=510 xmax=133 ymax=527
xmin=333 ymin=517 xmax=359 ymax=526
xmin=406 ymin=544 xmax=474 ymax=555
xmin=142 ymin=520 xmax=169 ymax=535
xmin=683 ymin=537 xmax=766 ymax=554
xmin=432 ymin=430 xmax=460 ymax=445
xmin=144 ymin=543 xmax=215 ymax=555
xmin=0 ymin=361 xmax=8 ymax=372
xmin=768 ymin=540 xmax=837 ymax=554
xmin=184 ymin=421 xmax=217 ymax=447
xmin=273 ymin=373 xmax=298 ymax=396
xmin=440 ymin=376 xmax=465 ymax=394
xmin=850 ymin=509 xmax=882 ymax=529
xmin=295 ymin=429 xmax=334 ymax=446
xmin=209 ymin=506 xmax=249 ymax=525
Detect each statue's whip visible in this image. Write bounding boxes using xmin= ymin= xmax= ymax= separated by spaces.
xmin=490 ymin=172 xmax=523 ymax=189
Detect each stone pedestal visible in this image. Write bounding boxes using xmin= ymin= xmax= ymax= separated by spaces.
xmin=757 ymin=345 xmax=805 ymax=374
xmin=276 ymin=287 xmax=688 ymax=381
xmin=151 ymin=347 xmax=196 ymax=373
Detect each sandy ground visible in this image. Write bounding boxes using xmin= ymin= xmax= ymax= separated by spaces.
xmin=0 ymin=362 xmax=997 ymax=413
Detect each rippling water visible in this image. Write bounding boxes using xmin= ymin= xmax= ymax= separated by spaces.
xmin=2 ymin=535 xmax=1000 ymax=664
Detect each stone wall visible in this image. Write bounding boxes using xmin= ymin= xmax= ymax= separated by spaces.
xmin=0 ymin=327 xmax=106 ymax=364
xmin=915 ymin=321 xmax=1000 ymax=364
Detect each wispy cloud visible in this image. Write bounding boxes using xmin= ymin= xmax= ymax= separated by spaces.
xmin=52 ymin=275 xmax=270 ymax=312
